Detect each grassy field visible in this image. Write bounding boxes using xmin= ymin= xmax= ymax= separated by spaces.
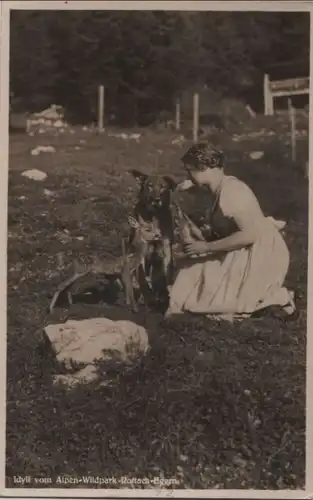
xmin=6 ymin=122 xmax=307 ymax=490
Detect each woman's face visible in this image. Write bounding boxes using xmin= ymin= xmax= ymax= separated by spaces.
xmin=187 ymin=168 xmax=203 ymax=186
xmin=186 ymin=164 xmax=221 ymax=186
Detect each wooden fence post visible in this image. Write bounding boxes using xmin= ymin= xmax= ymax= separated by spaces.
xmin=98 ymin=85 xmax=105 ymax=132
xmin=264 ymin=73 xmax=274 ymax=116
xmin=175 ymin=98 xmax=181 ymax=131
xmin=264 ymin=73 xmax=269 ymax=115
xmin=288 ymin=98 xmax=296 ymax=162
xmin=193 ymin=92 xmax=199 ymax=143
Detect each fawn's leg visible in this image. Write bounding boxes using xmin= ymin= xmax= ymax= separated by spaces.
xmin=137 ymin=262 xmax=154 ymax=307
xmin=121 ymin=260 xmax=138 ymax=312
xmin=49 ymin=266 xmax=89 ymax=314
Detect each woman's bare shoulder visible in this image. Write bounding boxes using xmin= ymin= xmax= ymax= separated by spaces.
xmin=220 ymin=176 xmax=261 ymax=215
xmin=223 ymin=175 xmax=251 ymax=192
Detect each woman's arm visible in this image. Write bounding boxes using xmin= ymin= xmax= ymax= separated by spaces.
xmin=183 ymin=177 xmax=265 ymax=257
xmin=184 ymin=227 xmax=258 ymax=256
xmin=207 ymin=227 xmax=258 ymax=253
xmin=184 ymin=202 xmax=263 ymax=256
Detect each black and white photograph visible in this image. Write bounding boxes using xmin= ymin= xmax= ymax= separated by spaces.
xmin=2 ymin=0 xmax=311 ymax=495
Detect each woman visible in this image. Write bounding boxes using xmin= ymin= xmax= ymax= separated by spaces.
xmin=166 ymin=142 xmax=297 ymax=321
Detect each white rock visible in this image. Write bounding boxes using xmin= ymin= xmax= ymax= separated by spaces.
xmin=34 ymin=104 xmax=63 ymax=121
xmin=172 ymin=135 xmax=185 ymax=145
xmin=53 ymin=365 xmax=98 ymax=388
xmin=21 ymin=169 xmax=47 ymax=181
xmin=43 ymin=188 xmax=55 ymax=197
xmin=129 ymin=133 xmax=141 ymax=141
xmin=249 ymin=151 xmax=264 ymax=160
xmin=31 ymin=145 xmax=56 ymax=155
xmin=44 ymin=317 xmax=149 ymax=369
xmin=54 ymin=120 xmax=64 ymax=128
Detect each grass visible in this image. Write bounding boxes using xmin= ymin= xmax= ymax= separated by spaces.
xmin=6 ymin=122 xmax=307 ymax=489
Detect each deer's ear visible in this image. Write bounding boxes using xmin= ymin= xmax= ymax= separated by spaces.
xmin=129 ymin=169 xmax=148 ymax=183
xmin=128 ymin=216 xmax=139 ymax=228
xmin=163 ymin=175 xmax=177 ymax=191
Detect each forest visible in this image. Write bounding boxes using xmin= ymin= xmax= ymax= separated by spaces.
xmin=9 ymin=10 xmax=310 ymax=124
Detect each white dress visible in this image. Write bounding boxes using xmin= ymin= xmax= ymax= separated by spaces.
xmin=166 ymin=176 xmax=292 ymax=318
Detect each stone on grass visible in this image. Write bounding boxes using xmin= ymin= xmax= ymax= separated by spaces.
xmin=21 ymin=169 xmax=47 ymax=181
xmin=53 ymin=365 xmax=98 ymax=388
xmin=54 ymin=120 xmax=64 ymax=128
xmin=31 ymin=145 xmax=56 ymax=156
xmin=129 ymin=133 xmax=141 ymax=141
xmin=43 ymin=188 xmax=56 ymax=197
xmin=171 ymin=135 xmax=185 ymax=146
xmin=249 ymin=151 xmax=264 ymax=160
xmin=44 ymin=317 xmax=150 ymax=389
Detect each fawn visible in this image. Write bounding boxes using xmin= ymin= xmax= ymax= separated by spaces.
xmin=121 ymin=214 xmax=164 ymax=311
xmin=49 ymin=214 xmax=163 ymax=314
xmin=174 ymin=202 xmax=213 ymax=259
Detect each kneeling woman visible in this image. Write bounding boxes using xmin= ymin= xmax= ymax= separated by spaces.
xmin=166 ymin=142 xmax=297 ymax=321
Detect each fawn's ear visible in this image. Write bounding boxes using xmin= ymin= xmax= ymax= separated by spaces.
xmin=129 ymin=169 xmax=148 ymax=183
xmin=128 ymin=215 xmax=139 ymax=228
xmin=163 ymin=175 xmax=177 ymax=191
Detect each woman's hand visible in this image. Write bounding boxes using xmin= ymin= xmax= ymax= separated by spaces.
xmin=176 ymin=179 xmax=194 ymax=192
xmin=184 ymin=241 xmax=210 ymax=257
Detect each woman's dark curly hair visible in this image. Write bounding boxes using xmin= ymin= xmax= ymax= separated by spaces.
xmin=181 ymin=142 xmax=224 ymax=171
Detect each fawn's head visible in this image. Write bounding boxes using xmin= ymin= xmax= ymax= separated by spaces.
xmin=130 ymin=169 xmax=177 ymax=213
xmin=128 ymin=215 xmax=162 ymax=243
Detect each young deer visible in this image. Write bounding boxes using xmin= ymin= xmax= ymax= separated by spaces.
xmin=49 ymin=214 xmax=162 ymax=314
xmin=174 ymin=202 xmax=212 ymax=259
xmin=121 ymin=214 xmax=163 ymax=311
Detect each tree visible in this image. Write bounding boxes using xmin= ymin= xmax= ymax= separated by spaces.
xmin=9 ymin=10 xmax=310 ymax=122
xmin=10 ymin=10 xmax=57 ymax=111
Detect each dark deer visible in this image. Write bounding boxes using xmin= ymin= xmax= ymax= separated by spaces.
xmin=128 ymin=169 xmax=177 ymax=309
